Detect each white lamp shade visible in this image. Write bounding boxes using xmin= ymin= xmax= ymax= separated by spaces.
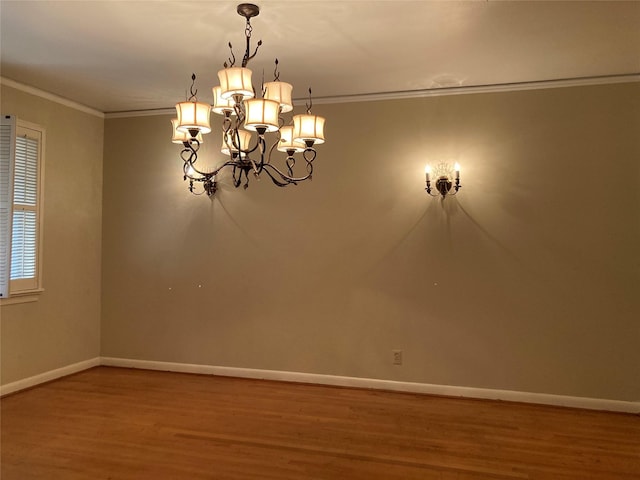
xmin=277 ymin=126 xmax=305 ymax=153
xmin=218 ymin=67 xmax=254 ymax=99
xmin=175 ymin=101 xmax=211 ymax=134
xmin=243 ymin=99 xmax=280 ymax=133
xmin=212 ymin=86 xmax=236 ymax=115
xmin=264 ymin=81 xmax=293 ymax=113
xmin=221 ymin=129 xmax=253 ymax=155
xmin=171 ymin=119 xmax=203 ymax=143
xmin=293 ymin=114 xmax=325 ymax=144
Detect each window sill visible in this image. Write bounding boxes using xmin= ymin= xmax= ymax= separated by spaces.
xmin=0 ymin=289 xmax=44 ymax=306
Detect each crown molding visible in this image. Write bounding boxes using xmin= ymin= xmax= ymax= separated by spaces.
xmin=314 ymin=73 xmax=640 ymax=104
xmin=105 ymin=108 xmax=175 ymax=119
xmin=105 ymin=73 xmax=640 ymax=119
xmin=3 ymin=74 xmax=637 ymax=120
xmin=0 ymin=77 xmax=104 ymax=118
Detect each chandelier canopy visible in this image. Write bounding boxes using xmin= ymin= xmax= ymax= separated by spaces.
xmin=171 ymin=3 xmax=327 ymax=197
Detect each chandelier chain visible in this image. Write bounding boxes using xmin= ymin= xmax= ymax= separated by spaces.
xmin=242 ymin=20 xmax=251 ymax=66
xmin=245 ymin=17 xmax=252 ymax=40
xmin=241 ymin=17 xmax=263 ymax=67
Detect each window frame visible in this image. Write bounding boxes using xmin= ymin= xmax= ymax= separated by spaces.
xmin=0 ymin=116 xmax=45 ymax=304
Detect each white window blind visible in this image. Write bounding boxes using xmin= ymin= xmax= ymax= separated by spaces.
xmin=0 ymin=116 xmax=44 ymax=298
xmin=0 ymin=116 xmax=16 ymax=298
xmin=11 ymin=134 xmax=39 ymax=281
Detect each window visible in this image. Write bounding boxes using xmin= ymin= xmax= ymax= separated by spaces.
xmin=0 ymin=115 xmax=45 ymax=299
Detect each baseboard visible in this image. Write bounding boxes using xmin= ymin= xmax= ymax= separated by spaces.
xmin=0 ymin=357 xmax=101 ymax=396
xmin=3 ymin=356 xmax=637 ymax=413
xmin=100 ymin=357 xmax=640 ymax=414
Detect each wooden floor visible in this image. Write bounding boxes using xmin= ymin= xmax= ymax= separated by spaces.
xmin=1 ymin=367 xmax=639 ymax=479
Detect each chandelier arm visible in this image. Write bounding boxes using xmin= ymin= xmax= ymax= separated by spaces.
xmin=221 ymin=161 xmax=254 ymax=190
xmin=258 ymin=146 xmax=316 ymax=183
xmin=286 ymin=156 xmax=295 ymax=178
xmin=231 ymin=165 xmax=243 ymax=188
xmin=224 ymin=106 xmax=263 ymax=158
xmin=180 ymin=141 xmax=197 ymax=164
xmin=209 ymin=159 xmax=243 ymax=178
xmin=220 ymin=118 xmax=261 ymax=160
xmin=182 ymin=162 xmax=201 ymax=180
xmin=260 ymin=160 xmax=312 ymax=183
xmin=247 ymin=136 xmax=267 ymax=175
xmin=180 ymin=141 xmax=211 ymax=177
xmin=252 ymin=155 xmax=264 ymax=175
xmin=302 ymin=147 xmax=317 ymax=174
xmin=246 ymin=154 xmax=260 ymax=176
xmin=241 ymin=166 xmax=251 ymax=189
xmin=237 ymin=106 xmax=246 ymax=126
xmin=261 ymin=124 xmax=312 ymax=179
xmin=264 ymin=135 xmax=280 ymax=166
xmin=230 ymin=100 xmax=246 ymax=128
xmin=221 ymin=115 xmax=259 ymax=157
xmin=236 ymin=134 xmax=261 ymax=157
xmin=222 ymin=112 xmax=234 ymax=133
xmin=183 ymin=162 xmax=211 ymax=178
xmin=221 ymin=127 xmax=261 ymax=158
xmin=241 ymin=142 xmax=261 ymax=156
xmin=260 ymin=163 xmax=296 ymax=187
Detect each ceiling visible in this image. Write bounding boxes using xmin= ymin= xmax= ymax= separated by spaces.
xmin=1 ymin=1 xmax=639 ymax=114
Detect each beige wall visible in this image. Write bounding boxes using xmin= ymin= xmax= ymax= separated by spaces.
xmin=0 ymin=85 xmax=104 ymax=384
xmin=101 ymin=82 xmax=635 ymax=402
xmin=1 ymin=81 xmax=636 ymax=400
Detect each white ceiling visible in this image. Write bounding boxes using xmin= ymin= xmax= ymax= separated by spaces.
xmin=1 ymin=1 xmax=639 ymax=114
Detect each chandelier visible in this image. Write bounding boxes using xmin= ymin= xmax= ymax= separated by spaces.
xmin=171 ymin=3 xmax=326 ymax=197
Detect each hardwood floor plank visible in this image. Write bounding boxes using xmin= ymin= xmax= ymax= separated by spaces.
xmin=2 ymin=367 xmax=639 ymax=479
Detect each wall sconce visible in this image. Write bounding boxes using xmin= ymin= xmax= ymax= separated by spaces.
xmin=425 ymin=162 xmax=461 ymax=198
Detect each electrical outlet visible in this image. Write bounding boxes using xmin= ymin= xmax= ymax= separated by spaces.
xmin=392 ymin=350 xmax=403 ymax=365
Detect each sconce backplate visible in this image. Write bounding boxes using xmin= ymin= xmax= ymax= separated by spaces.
xmin=435 ymin=177 xmax=452 ymax=197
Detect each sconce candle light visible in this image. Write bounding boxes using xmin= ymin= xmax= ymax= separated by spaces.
xmin=425 ymin=162 xmax=461 ymax=198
